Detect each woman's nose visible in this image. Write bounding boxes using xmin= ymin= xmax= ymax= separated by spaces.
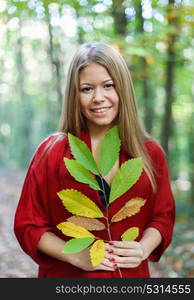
xmin=93 ymin=88 xmax=105 ymax=102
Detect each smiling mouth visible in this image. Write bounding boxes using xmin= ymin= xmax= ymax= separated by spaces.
xmin=90 ymin=107 xmax=111 ymax=113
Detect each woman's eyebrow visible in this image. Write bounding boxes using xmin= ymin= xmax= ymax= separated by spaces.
xmin=80 ymin=82 xmax=92 ymax=86
xmin=80 ymin=79 xmax=113 ymax=86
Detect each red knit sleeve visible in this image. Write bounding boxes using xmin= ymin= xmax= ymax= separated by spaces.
xmin=145 ymin=141 xmax=176 ymax=262
xmin=14 ymin=134 xmax=64 ymax=266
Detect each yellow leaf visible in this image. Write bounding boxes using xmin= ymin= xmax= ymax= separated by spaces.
xmin=90 ymin=240 xmax=105 ymax=267
xmin=57 ymin=189 xmax=103 ymax=218
xmin=121 ymin=227 xmax=139 ymax=241
xmin=111 ymin=198 xmax=146 ymax=223
xmin=145 ymin=56 xmax=154 ymax=65
xmin=57 ymin=221 xmax=94 ymax=238
xmin=67 ymin=216 xmax=105 ymax=231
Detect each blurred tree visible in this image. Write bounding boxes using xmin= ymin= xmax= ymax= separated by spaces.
xmin=133 ymin=0 xmax=154 ymax=134
xmin=43 ymin=2 xmax=63 ymax=131
xmin=45 ymin=5 xmax=63 ymax=112
xmin=112 ymin=0 xmax=127 ymax=36
xmin=161 ymin=0 xmax=179 ymax=156
xmin=12 ymin=16 xmax=33 ymax=168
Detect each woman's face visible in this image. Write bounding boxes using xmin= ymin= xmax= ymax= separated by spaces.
xmin=79 ymin=62 xmax=119 ymax=132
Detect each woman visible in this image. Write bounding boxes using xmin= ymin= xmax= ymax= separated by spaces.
xmin=14 ymin=42 xmax=175 ymax=278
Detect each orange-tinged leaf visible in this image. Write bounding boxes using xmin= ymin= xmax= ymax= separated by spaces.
xmin=57 ymin=221 xmax=94 ymax=238
xmin=121 ymin=227 xmax=139 ymax=241
xmin=90 ymin=240 xmax=105 ymax=267
xmin=145 ymin=56 xmax=154 ymax=65
xmin=67 ymin=216 xmax=105 ymax=231
xmin=57 ymin=189 xmax=103 ymax=218
xmin=111 ymin=198 xmax=146 ymax=223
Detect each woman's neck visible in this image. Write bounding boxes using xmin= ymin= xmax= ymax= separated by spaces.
xmin=87 ymin=124 xmax=110 ymax=140
xmin=87 ymin=124 xmax=109 ymax=164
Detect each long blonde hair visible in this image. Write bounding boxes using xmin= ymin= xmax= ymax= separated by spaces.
xmin=58 ymin=42 xmax=156 ymax=191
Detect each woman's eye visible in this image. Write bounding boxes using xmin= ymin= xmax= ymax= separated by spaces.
xmin=104 ymin=83 xmax=114 ymax=89
xmin=81 ymin=87 xmax=92 ymax=93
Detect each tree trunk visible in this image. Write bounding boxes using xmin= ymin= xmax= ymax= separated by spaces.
xmin=161 ymin=0 xmax=178 ymax=156
xmin=188 ymin=135 xmax=194 ymax=203
xmin=41 ymin=3 xmax=62 ymax=133
xmin=47 ymin=12 xmax=63 ymax=113
xmin=75 ymin=11 xmax=85 ymax=44
xmin=188 ymin=98 xmax=194 ymax=203
xmin=15 ymin=17 xmax=33 ymax=168
xmin=134 ymin=0 xmax=154 ymax=134
xmin=112 ymin=0 xmax=127 ymax=36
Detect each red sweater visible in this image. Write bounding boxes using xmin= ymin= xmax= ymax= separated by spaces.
xmin=14 ymin=130 xmax=175 ymax=278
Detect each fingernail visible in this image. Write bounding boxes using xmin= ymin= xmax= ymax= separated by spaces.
xmin=108 ymin=249 xmax=114 ymax=254
xmin=109 ymin=257 xmax=115 ymax=262
xmin=113 ymin=264 xmax=118 ymax=268
xmin=108 ymin=241 xmax=114 ymax=245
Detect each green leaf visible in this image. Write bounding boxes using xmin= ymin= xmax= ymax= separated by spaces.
xmin=99 ymin=125 xmax=121 ymax=176
xmin=121 ymin=227 xmax=139 ymax=241
xmin=68 ymin=133 xmax=99 ymax=175
xmin=62 ymin=237 xmax=95 ymax=254
xmin=109 ymin=158 xmax=143 ymax=203
xmin=64 ymin=158 xmax=100 ymax=190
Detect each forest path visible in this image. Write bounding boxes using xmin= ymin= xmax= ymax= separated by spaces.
xmin=0 ymin=168 xmax=37 ymax=277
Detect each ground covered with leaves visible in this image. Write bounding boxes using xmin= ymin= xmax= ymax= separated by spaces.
xmin=0 ymin=168 xmax=193 ymax=278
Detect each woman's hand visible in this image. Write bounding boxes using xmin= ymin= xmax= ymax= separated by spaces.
xmin=66 ymin=245 xmax=116 ymax=272
xmin=38 ymin=231 xmax=115 ymax=272
xmin=105 ymin=241 xmax=145 ymax=269
xmin=38 ymin=230 xmax=162 ymax=271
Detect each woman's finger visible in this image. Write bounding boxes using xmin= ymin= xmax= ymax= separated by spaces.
xmin=95 ymin=264 xmax=115 ymax=271
xmin=109 ymin=247 xmax=144 ymax=258
xmin=109 ymin=241 xmax=140 ymax=249
xmin=106 ymin=254 xmax=142 ymax=264
xmin=114 ymin=262 xmax=141 ymax=269
xmin=95 ymin=258 xmax=116 ymax=271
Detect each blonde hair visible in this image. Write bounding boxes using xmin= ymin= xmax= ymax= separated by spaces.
xmin=58 ymin=42 xmax=156 ymax=191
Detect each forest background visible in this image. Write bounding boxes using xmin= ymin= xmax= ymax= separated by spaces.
xmin=0 ymin=0 xmax=194 ymax=277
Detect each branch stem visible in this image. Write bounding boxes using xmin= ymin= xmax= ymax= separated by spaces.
xmin=100 ymin=176 xmax=122 ymax=278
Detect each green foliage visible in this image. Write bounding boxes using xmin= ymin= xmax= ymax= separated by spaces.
xmin=109 ymin=158 xmax=143 ymax=203
xmin=1 ymin=0 xmax=193 ymax=201
xmin=0 ymin=0 xmax=193 ymax=275
xmin=64 ymin=158 xmax=100 ymax=190
xmin=57 ymin=127 xmax=145 ymax=267
xmin=68 ymin=133 xmax=99 ymax=175
xmin=62 ymin=237 xmax=95 ymax=254
xmin=99 ymin=125 xmax=121 ymax=176
xmin=126 ymin=47 xmax=149 ymax=57
xmin=66 ymin=130 xmax=143 ymax=205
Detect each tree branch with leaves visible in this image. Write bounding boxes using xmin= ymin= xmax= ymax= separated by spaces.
xmin=56 ymin=126 xmax=146 ymax=276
